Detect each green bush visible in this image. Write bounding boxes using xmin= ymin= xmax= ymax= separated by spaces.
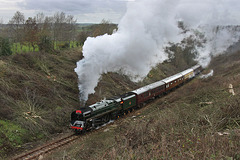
xmin=0 ymin=120 xmax=27 ymax=149
xmin=0 ymin=37 xmax=12 ymax=56
xmin=38 ymin=36 xmax=54 ymax=53
xmin=57 ymin=42 xmax=70 ymax=50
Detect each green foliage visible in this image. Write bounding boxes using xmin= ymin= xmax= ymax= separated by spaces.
xmin=38 ymin=36 xmax=54 ymax=52
xmin=0 ymin=37 xmax=12 ymax=56
xmin=11 ymin=43 xmax=39 ymax=54
xmin=0 ymin=120 xmax=27 ymax=147
xmin=69 ymin=41 xmax=78 ymax=48
xmin=54 ymin=41 xmax=78 ymax=50
xmin=0 ymin=49 xmax=82 ymax=157
xmin=57 ymin=42 xmax=70 ymax=50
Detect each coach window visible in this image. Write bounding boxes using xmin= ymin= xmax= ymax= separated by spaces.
xmin=144 ymin=93 xmax=148 ymax=97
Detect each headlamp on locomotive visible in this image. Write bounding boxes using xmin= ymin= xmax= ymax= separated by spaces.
xmin=70 ymin=107 xmax=92 ymax=132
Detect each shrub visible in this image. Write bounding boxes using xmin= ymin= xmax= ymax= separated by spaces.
xmin=38 ymin=36 xmax=54 ymax=53
xmin=0 ymin=120 xmax=28 ymax=157
xmin=58 ymin=42 xmax=70 ymax=50
xmin=0 ymin=37 xmax=12 ymax=56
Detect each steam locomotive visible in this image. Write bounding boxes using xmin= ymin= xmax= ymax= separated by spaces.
xmin=71 ymin=65 xmax=202 ymax=133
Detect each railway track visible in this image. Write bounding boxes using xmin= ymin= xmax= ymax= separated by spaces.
xmin=11 ymin=86 xmax=186 ymax=160
xmin=11 ymin=97 xmax=167 ymax=160
xmin=11 ymin=120 xmax=116 ymax=160
xmin=12 ymin=134 xmax=79 ymax=160
xmin=11 ymin=67 xmax=202 ymax=160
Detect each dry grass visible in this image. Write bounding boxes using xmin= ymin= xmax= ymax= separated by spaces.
xmin=1 ymin=47 xmax=240 ymax=159
xmin=45 ymin=51 xmax=240 ymax=160
xmin=0 ymin=49 xmax=82 ymax=158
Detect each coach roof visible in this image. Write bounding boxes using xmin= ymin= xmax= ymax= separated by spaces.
xmin=161 ymin=73 xmax=183 ymax=84
xmin=180 ymin=68 xmax=194 ymax=76
xmin=131 ymin=80 xmax=165 ymax=95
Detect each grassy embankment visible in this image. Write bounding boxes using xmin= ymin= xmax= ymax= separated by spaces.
xmin=1 ymin=44 xmax=239 ymax=159
xmin=0 ymin=22 xmax=120 ymax=159
xmin=0 ymin=46 xmax=162 ymax=159
xmin=46 ymin=51 xmax=240 ymax=160
xmin=0 ymin=48 xmax=82 ymax=158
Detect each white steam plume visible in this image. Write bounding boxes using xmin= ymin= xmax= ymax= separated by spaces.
xmin=75 ymin=0 xmax=240 ymax=102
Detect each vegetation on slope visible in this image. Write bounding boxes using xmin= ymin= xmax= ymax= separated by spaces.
xmin=0 ymin=49 xmax=82 ymax=158
xmin=0 ymin=35 xmax=198 ymax=159
xmin=47 ymin=51 xmax=240 ymax=160
xmin=1 ymin=16 xmax=239 ymax=159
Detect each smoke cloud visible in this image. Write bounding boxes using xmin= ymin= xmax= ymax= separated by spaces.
xmin=75 ymin=0 xmax=240 ymax=102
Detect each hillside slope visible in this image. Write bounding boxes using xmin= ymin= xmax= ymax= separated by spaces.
xmin=1 ymin=45 xmax=240 ymax=159
xmin=0 ymin=49 xmax=83 ymax=158
xmin=46 ymin=50 xmax=240 ymax=159
xmin=0 ymin=45 xmax=196 ymax=158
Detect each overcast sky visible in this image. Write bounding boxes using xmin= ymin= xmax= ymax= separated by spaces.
xmin=0 ymin=0 xmax=135 ymax=24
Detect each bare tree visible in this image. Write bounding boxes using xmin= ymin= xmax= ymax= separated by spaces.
xmin=0 ymin=18 xmax=3 ymax=27
xmin=0 ymin=18 xmax=3 ymax=37
xmin=77 ymin=31 xmax=89 ymax=46
xmin=52 ymin=12 xmax=77 ymax=49
xmin=42 ymin=16 xmax=53 ymax=37
xmin=65 ymin=15 xmax=77 ymax=46
xmin=8 ymin=11 xmax=25 ymax=53
xmin=5 ymin=11 xmax=78 ymax=53
xmin=24 ymin=17 xmax=38 ymax=51
xmin=92 ymin=19 xmax=117 ymax=37
xmin=36 ymin=12 xmax=45 ymax=24
xmin=35 ymin=13 xmax=45 ymax=34
xmin=53 ymin=12 xmax=65 ymax=44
